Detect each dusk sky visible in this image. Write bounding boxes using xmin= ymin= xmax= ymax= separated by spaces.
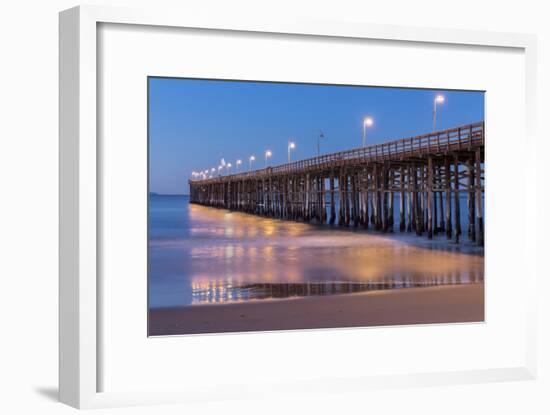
xmin=149 ymin=78 xmax=484 ymax=195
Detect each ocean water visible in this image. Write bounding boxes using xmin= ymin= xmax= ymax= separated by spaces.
xmin=149 ymin=194 xmax=484 ymax=308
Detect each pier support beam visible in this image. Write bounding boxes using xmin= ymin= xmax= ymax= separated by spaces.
xmin=412 ymin=164 xmax=422 ymax=236
xmin=338 ymin=171 xmax=345 ymax=226
xmin=344 ymin=173 xmax=350 ymax=226
xmin=475 ymin=148 xmax=484 ymax=246
xmin=382 ymin=166 xmax=389 ymax=232
xmin=321 ymin=176 xmax=326 ymax=223
xmin=438 ymin=166 xmax=445 ymax=232
xmin=389 ymin=169 xmax=394 ymax=232
xmin=373 ymin=164 xmax=381 ymax=231
xmin=468 ymin=156 xmax=476 ymax=242
xmin=427 ymin=157 xmax=433 ymax=239
xmin=363 ymin=168 xmax=370 ymax=229
xmin=329 ymin=173 xmax=336 ymax=224
xmin=305 ymin=173 xmax=310 ymax=222
xmin=281 ymin=177 xmax=288 ymax=219
xmin=453 ymin=155 xmax=461 ymax=244
xmin=445 ymin=159 xmax=452 ymax=239
xmin=399 ymin=166 xmax=405 ymax=231
xmin=369 ymin=170 xmax=375 ymax=227
xmin=407 ymin=164 xmax=413 ymax=232
xmin=433 ymin=165 xmax=438 ymax=235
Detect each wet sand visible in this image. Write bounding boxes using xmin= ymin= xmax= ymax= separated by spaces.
xmin=149 ymin=283 xmax=484 ymax=336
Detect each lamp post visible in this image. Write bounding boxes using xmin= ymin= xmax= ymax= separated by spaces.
xmin=433 ymin=94 xmax=445 ymax=131
xmin=210 ymin=168 xmax=216 ymax=178
xmin=226 ymin=163 xmax=232 ymax=174
xmin=288 ymin=141 xmax=296 ymax=162
xmin=317 ymin=132 xmax=324 ymax=156
xmin=362 ymin=116 xmax=373 ymax=147
xmin=264 ymin=150 xmax=272 ymax=168
xmin=236 ymin=159 xmax=242 ymax=173
xmin=249 ymin=155 xmax=255 ymax=171
xmin=218 ymin=165 xmax=223 ymax=176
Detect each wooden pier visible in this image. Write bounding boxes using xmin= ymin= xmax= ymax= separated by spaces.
xmin=189 ymin=122 xmax=485 ymax=245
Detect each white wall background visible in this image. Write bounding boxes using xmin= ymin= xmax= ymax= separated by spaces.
xmin=1 ymin=0 xmax=548 ymax=414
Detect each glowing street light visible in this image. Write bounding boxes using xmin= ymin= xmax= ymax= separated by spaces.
xmin=288 ymin=141 xmax=296 ymax=162
xmin=226 ymin=162 xmax=232 ymax=174
xmin=433 ymin=94 xmax=445 ymax=131
xmin=218 ymin=165 xmax=223 ymax=176
xmin=236 ymin=159 xmax=242 ymax=173
xmin=265 ymin=150 xmax=272 ymax=168
xmin=249 ymin=155 xmax=255 ymax=171
xmin=362 ymin=116 xmax=374 ymax=147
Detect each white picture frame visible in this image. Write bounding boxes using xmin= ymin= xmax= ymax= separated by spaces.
xmin=59 ymin=4 xmax=538 ymax=409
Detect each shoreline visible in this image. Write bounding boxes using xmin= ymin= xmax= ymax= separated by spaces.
xmin=149 ymin=283 xmax=484 ymax=336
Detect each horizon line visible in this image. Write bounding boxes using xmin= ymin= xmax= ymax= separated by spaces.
xmin=150 ymin=192 xmax=189 ymax=196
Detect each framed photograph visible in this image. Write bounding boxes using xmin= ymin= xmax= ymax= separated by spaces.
xmin=148 ymin=78 xmax=486 ymax=336
xmin=60 ymin=5 xmax=538 ymax=409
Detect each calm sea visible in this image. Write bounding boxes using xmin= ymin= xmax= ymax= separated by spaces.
xmin=149 ymin=195 xmax=483 ymax=308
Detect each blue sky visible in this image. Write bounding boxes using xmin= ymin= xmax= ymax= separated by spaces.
xmin=149 ymin=78 xmax=484 ymax=195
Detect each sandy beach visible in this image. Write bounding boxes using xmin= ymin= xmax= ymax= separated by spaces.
xmin=149 ymin=283 xmax=484 ymax=335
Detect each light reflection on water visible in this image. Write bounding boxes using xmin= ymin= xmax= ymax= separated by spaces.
xmin=149 ymin=195 xmax=484 ymax=308
xmin=190 ymin=275 xmax=483 ymax=305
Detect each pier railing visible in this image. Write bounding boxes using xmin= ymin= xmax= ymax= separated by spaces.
xmin=191 ymin=121 xmax=484 ymax=183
